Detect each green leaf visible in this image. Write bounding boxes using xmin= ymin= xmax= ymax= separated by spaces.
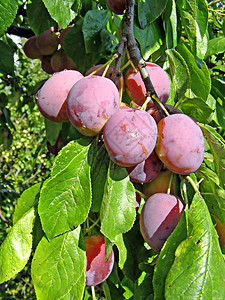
xmin=153 ymin=212 xmax=187 ymax=300
xmin=196 ymin=164 xmax=225 ymax=223
xmin=166 ymin=49 xmax=190 ymax=103
xmin=31 ymin=226 xmax=86 ymax=300
xmin=60 ymin=272 xmax=85 ymax=300
xmin=138 ymin=0 xmax=168 ymax=29
xmin=0 ymin=40 xmax=14 ymax=75
xmin=0 ymin=209 xmax=34 ymax=284
xmin=123 ymin=221 xmax=150 ymax=282
xmin=45 ymin=119 xmax=62 ymax=146
xmin=180 ymin=98 xmax=213 ymax=123
xmin=38 ymin=141 xmax=91 ymax=239
xmin=164 ymin=0 xmax=177 ymax=49
xmin=134 ymin=273 xmax=154 ymax=300
xmin=177 ymin=41 xmax=211 ymax=100
xmin=165 ymin=193 xmax=225 ymax=299
xmin=205 ymin=37 xmax=225 ymax=58
xmin=63 ymin=20 xmax=100 ymax=74
xmin=134 ymin=19 xmax=164 ymax=60
xmin=82 ymin=10 xmax=109 ymax=54
xmin=114 ymin=234 xmax=127 ymax=270
xmin=42 ymin=0 xmax=78 ymax=29
xmin=100 ymin=162 xmax=136 ymax=241
xmin=27 ymin=0 xmax=57 ymax=36
xmin=199 ymin=124 xmax=225 ymax=188
xmin=211 ymin=78 xmax=225 ymax=129
xmin=90 ymin=143 xmax=110 ymax=212
xmin=176 ymin=0 xmax=208 ymax=57
xmin=13 ymin=182 xmax=41 ymax=224
xmin=0 ymin=0 xmax=18 ymax=37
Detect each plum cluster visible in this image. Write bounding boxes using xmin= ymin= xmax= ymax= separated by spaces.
xmin=23 ymin=26 xmax=76 ymax=74
xmin=35 ymin=58 xmax=205 ymax=284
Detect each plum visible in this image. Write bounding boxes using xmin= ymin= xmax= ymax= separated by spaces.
xmin=85 ymin=64 xmax=124 ymax=92
xmin=37 ymin=70 xmax=83 ymax=122
xmin=103 ymin=107 xmax=158 ymax=167
xmin=36 ymin=27 xmax=59 ymax=56
xmin=143 ymin=169 xmax=174 ymax=200
xmin=66 ymin=75 xmax=120 ymax=136
xmin=51 ymin=48 xmax=76 ymax=72
xmin=23 ymin=36 xmax=42 ymax=59
xmin=155 ymin=114 xmax=205 ymax=175
xmin=41 ymin=55 xmax=55 ymax=74
xmin=140 ymin=193 xmax=184 ymax=252
xmin=84 ymin=234 xmax=114 ymax=286
xmin=125 ymin=62 xmax=170 ymax=108
xmin=107 ymin=0 xmax=126 ymax=15
xmin=126 ymin=150 xmax=162 ymax=183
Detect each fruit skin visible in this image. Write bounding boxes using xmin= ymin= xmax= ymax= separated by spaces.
xmin=155 ymin=114 xmax=205 ymax=175
xmin=143 ymin=169 xmax=174 ymax=200
xmin=59 ymin=25 xmax=74 ymax=46
xmin=66 ymin=75 xmax=120 ymax=136
xmin=126 ymin=150 xmax=162 ymax=183
xmin=51 ymin=48 xmax=76 ymax=72
xmin=140 ymin=193 xmax=184 ymax=252
xmin=84 ymin=234 xmax=114 ymax=286
xmin=41 ymin=55 xmax=55 ymax=74
xmin=23 ymin=36 xmax=42 ymax=59
xmin=103 ymin=107 xmax=158 ymax=167
xmin=85 ymin=64 xmax=124 ymax=92
xmin=36 ymin=27 xmax=59 ymax=56
xmin=37 ymin=70 xmax=83 ymax=122
xmin=125 ymin=62 xmax=170 ymax=108
xmin=107 ymin=0 xmax=126 ymax=15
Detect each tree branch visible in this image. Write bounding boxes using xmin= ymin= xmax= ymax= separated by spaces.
xmin=6 ymin=24 xmax=34 ymax=38
xmin=116 ymin=0 xmax=167 ymax=118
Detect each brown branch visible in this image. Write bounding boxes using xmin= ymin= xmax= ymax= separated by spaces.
xmin=113 ymin=0 xmax=167 ymax=118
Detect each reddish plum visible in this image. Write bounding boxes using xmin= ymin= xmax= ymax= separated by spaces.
xmin=125 ymin=62 xmax=170 ymax=108
xmin=140 ymin=193 xmax=184 ymax=252
xmin=107 ymin=0 xmax=126 ymax=15
xmin=155 ymin=114 xmax=205 ymax=175
xmin=126 ymin=150 xmax=162 ymax=183
xmin=66 ymin=75 xmax=120 ymax=136
xmin=37 ymin=70 xmax=83 ymax=122
xmin=84 ymin=234 xmax=114 ymax=286
xmin=103 ymin=107 xmax=158 ymax=167
xmin=85 ymin=64 xmax=123 ymax=92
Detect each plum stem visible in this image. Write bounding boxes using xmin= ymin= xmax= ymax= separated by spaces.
xmin=167 ymin=172 xmax=173 ymax=195
xmin=84 ymin=217 xmax=100 ymax=235
xmin=91 ymin=286 xmax=97 ymax=300
xmin=88 ymin=53 xmax=119 ymax=76
xmin=186 ymin=176 xmax=201 ymax=194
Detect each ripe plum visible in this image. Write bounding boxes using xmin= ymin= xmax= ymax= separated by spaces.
xmin=107 ymin=0 xmax=126 ymax=15
xmin=85 ymin=64 xmax=123 ymax=92
xmin=84 ymin=234 xmax=114 ymax=286
xmin=140 ymin=193 xmax=184 ymax=252
xmin=155 ymin=114 xmax=205 ymax=175
xmin=126 ymin=150 xmax=162 ymax=183
xmin=66 ymin=75 xmax=120 ymax=136
xmin=103 ymin=107 xmax=158 ymax=167
xmin=125 ymin=62 xmax=170 ymax=108
xmin=37 ymin=70 xmax=83 ymax=122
